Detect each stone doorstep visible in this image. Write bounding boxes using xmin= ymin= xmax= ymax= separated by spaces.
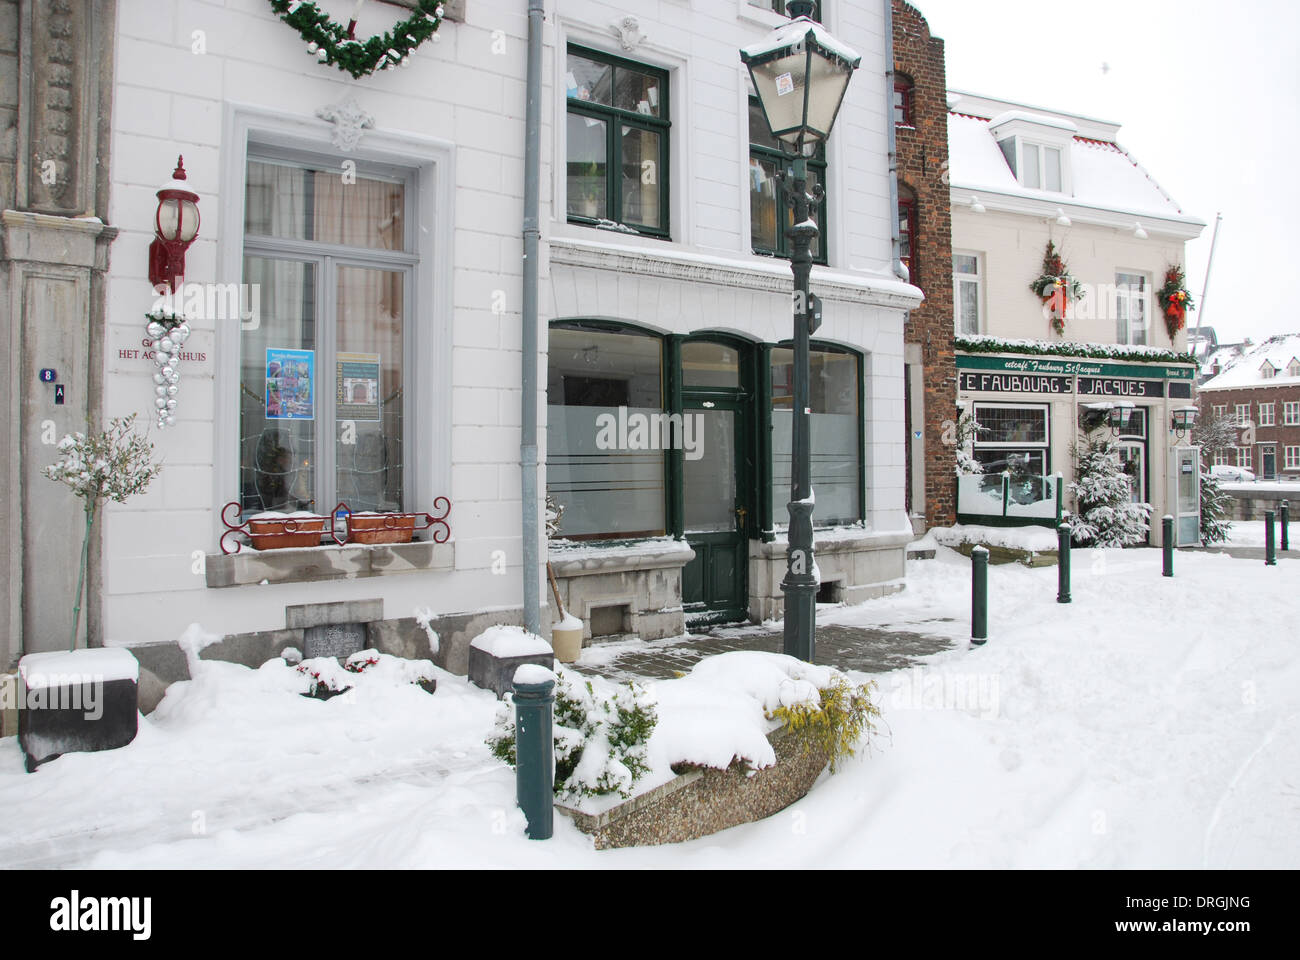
xmin=555 ymin=724 xmax=830 ymax=849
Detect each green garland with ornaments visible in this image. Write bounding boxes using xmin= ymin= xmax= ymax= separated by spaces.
xmin=1156 ymin=265 xmax=1195 ymax=341
xmin=269 ymin=0 xmax=445 ymax=79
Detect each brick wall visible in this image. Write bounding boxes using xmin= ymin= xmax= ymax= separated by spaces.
xmin=893 ymin=0 xmax=955 ymax=526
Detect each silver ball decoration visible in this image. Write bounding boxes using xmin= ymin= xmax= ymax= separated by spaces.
xmin=165 ymin=415 xmax=176 ymax=426
xmin=155 ymin=397 xmax=167 ymax=409
xmin=159 ymin=337 xmax=174 ymax=352
xmin=147 ymin=321 xmax=165 ymax=338
xmin=167 ymin=385 xmax=179 ymax=397
xmin=165 ymin=399 xmax=178 ymax=410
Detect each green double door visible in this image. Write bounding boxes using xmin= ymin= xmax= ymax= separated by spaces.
xmin=680 ymin=341 xmax=755 ymax=626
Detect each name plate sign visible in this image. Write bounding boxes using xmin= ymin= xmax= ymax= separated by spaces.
xmin=1076 ymin=376 xmax=1164 ymax=398
xmin=959 ymin=371 xmax=1073 ymax=394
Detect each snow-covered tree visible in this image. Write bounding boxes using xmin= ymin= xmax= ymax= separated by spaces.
xmin=1068 ymin=436 xmax=1151 ymax=547
xmin=1192 ymin=407 xmax=1238 ymax=546
xmin=44 ymin=414 xmax=162 ymax=649
xmin=954 ymin=410 xmax=986 ymax=477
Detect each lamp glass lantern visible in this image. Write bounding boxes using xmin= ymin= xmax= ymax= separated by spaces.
xmin=1108 ymin=401 xmax=1136 ymax=435
xmin=741 ymin=9 xmax=861 ymax=155
xmin=149 ymin=156 xmax=201 ymax=293
xmin=1171 ymin=405 xmax=1199 ymax=436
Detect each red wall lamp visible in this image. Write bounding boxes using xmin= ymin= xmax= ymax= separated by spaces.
xmin=149 ymin=156 xmax=200 ymax=293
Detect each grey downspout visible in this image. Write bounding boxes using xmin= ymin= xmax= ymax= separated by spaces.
xmin=520 ymin=0 xmax=544 ymax=635
xmin=884 ymin=0 xmax=907 ymax=283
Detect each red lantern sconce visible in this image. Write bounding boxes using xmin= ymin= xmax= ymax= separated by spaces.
xmin=148 ymin=156 xmax=200 ymax=293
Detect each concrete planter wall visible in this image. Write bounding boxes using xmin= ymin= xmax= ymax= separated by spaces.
xmin=549 ymin=540 xmax=693 ymax=643
xmin=1222 ymin=487 xmax=1294 ymax=522
xmin=556 ymin=724 xmax=831 ymax=849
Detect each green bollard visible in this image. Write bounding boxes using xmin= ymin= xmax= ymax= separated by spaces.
xmin=1057 ymin=523 xmax=1071 ymax=603
xmin=1162 ymin=515 xmax=1174 ymax=578
xmin=1281 ymin=501 xmax=1290 ymax=552
xmin=1265 ymin=510 xmax=1277 ymax=567
xmin=971 ymin=545 xmax=988 ymax=645
xmin=512 ymin=670 xmax=555 ymax=840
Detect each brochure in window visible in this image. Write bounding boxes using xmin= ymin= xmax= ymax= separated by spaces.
xmin=336 ymin=352 xmax=381 ymax=422
xmin=265 ymin=348 xmax=315 ymax=420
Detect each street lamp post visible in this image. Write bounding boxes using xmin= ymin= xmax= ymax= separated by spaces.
xmin=742 ymin=1 xmax=860 ymax=661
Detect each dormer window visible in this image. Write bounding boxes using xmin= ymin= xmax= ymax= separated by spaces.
xmin=1289 ymin=358 xmax=1300 ymax=378
xmin=1021 ymin=142 xmax=1063 ymax=192
xmin=1261 ymin=361 xmax=1277 ymax=379
xmin=989 ymin=110 xmax=1075 ymax=195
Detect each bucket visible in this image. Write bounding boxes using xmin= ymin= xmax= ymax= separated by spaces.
xmin=551 ymin=614 xmax=584 ymax=663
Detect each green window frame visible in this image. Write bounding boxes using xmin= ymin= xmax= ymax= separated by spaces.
xmin=565 ymin=45 xmax=670 ymax=238
xmin=749 ymin=96 xmax=829 ymax=264
xmin=758 ymin=0 xmax=822 ymax=17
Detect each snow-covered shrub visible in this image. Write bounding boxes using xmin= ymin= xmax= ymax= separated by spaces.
xmin=43 ymin=413 xmax=162 ymax=650
xmin=1068 ymin=436 xmax=1151 ymax=547
xmin=768 ymin=674 xmax=880 ymax=772
xmin=487 ymin=667 xmax=657 ymax=802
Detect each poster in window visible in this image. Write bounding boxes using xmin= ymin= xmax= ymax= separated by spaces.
xmin=336 ymin=352 xmax=381 ymax=422
xmin=265 ymin=348 xmax=315 ymax=420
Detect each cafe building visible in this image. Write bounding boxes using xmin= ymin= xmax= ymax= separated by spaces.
xmin=946 ymin=92 xmax=1205 ymax=544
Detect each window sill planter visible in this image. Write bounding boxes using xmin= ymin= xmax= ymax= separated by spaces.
xmin=17 ymin=649 xmax=140 ymax=773
xmin=246 ymin=513 xmax=329 ymax=551
xmin=347 ymin=513 xmax=416 ymax=545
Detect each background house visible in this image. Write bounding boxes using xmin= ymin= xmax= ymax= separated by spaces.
xmin=946 ymin=91 xmax=1205 ymax=543
xmin=1198 ymin=334 xmax=1300 ymax=481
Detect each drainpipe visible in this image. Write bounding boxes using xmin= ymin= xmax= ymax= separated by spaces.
xmin=520 ymin=0 xmax=543 ymax=635
xmin=883 ymin=0 xmax=907 ymax=283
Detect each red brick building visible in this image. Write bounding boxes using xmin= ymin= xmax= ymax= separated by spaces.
xmin=1198 ymin=334 xmax=1300 ymax=479
xmin=893 ymin=0 xmax=956 ymax=530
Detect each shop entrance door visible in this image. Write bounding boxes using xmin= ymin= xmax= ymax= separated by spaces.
xmin=1117 ymin=442 xmax=1146 ymax=503
xmin=681 ymin=397 xmax=751 ymax=626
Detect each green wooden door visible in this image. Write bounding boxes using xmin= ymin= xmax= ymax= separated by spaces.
xmin=681 ymin=395 xmax=751 ymax=625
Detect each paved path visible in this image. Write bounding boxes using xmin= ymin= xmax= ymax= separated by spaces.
xmin=1187 ymin=546 xmax=1298 ymax=561
xmin=575 ymin=617 xmax=959 ymax=684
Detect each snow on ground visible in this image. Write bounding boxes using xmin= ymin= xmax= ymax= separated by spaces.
xmin=1 ymin=546 xmax=1297 ymax=868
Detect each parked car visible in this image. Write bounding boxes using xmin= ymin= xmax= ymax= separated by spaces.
xmin=1211 ymin=464 xmax=1256 ymax=482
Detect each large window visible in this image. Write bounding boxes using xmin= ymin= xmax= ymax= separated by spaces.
xmin=1259 ymin=402 xmax=1275 ymax=426
xmin=1286 ymin=446 xmax=1300 ymax=471
xmin=1238 ymin=446 xmax=1252 ymax=470
xmin=565 ymin=46 xmax=669 ymax=237
xmin=1285 ymin=401 xmax=1300 ymax=425
xmin=749 ymin=97 xmax=827 ymax=263
xmin=239 ymin=155 xmax=413 ymax=515
xmin=546 ymin=323 xmax=666 ymax=539
xmin=971 ymin=403 xmax=1050 ymax=476
xmin=1116 ymin=272 xmax=1148 ymax=345
xmin=954 ymin=253 xmax=982 ymax=335
xmin=770 ymin=346 xmax=861 ymax=525
xmin=1235 ymin=403 xmax=1250 ymax=425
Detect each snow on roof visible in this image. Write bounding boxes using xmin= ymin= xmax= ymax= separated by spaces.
xmin=947 ymin=110 xmax=1196 ymax=223
xmin=740 ymin=17 xmax=862 ymax=66
xmin=1200 ymin=334 xmax=1300 ymax=390
xmin=988 ymin=110 xmax=1079 ymax=133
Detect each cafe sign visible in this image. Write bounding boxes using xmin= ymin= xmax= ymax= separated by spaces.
xmin=956 ymin=352 xmax=1196 ymax=381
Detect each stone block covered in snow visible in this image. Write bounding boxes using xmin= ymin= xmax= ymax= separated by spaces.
xmin=468 ymin=626 xmax=554 ymax=700
xmin=17 ymin=648 xmax=141 ymax=772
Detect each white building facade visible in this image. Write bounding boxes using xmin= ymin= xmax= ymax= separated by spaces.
xmin=946 ymin=92 xmax=1205 ymax=545
xmin=29 ymin=0 xmax=919 ymax=682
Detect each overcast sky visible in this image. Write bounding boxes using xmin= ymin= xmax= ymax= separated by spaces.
xmin=914 ymin=0 xmax=1298 ymax=346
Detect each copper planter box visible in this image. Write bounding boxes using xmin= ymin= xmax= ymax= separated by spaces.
xmin=247 ymin=516 xmax=327 ymax=550
xmin=347 ymin=513 xmax=416 ymax=545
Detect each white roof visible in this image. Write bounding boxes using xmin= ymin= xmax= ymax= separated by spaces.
xmin=740 ymin=17 xmax=862 ymax=66
xmin=948 ymin=108 xmax=1199 ymax=225
xmin=1201 ymin=334 xmax=1300 ymax=390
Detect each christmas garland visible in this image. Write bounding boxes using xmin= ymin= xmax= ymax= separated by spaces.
xmin=269 ymin=0 xmax=445 ymax=79
xmin=1029 ymin=241 xmax=1084 ymax=336
xmin=955 ymin=334 xmax=1198 ymax=367
xmin=1156 ymin=265 xmax=1195 ymax=341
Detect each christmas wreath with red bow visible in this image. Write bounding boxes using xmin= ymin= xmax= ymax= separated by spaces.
xmin=1156 ymin=265 xmax=1195 ymax=340
xmin=1029 ymin=241 xmax=1084 ymax=335
xmin=269 ymin=0 xmax=444 ymax=79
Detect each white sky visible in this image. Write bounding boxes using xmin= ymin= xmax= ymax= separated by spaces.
xmin=913 ymin=0 xmax=1299 ymax=346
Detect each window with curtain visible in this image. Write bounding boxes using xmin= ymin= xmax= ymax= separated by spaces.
xmin=565 ymin=47 xmax=669 ymax=237
xmin=893 ymin=74 xmax=914 ymax=127
xmin=1115 ymin=272 xmax=1148 ymax=345
xmin=954 ymin=253 xmax=981 ymax=335
xmin=898 ymin=187 xmax=917 ymax=282
xmin=750 ymin=96 xmax=827 ymax=263
xmin=546 ymin=323 xmax=667 ymax=539
xmin=770 ymin=346 xmax=861 ymax=525
xmin=971 ymin=403 xmax=1050 ymax=477
xmin=240 ymin=156 xmax=412 ymax=518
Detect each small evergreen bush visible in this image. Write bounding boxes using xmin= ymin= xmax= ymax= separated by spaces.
xmin=769 ymin=675 xmax=881 ymax=773
xmin=1068 ymin=436 xmax=1151 ymax=547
